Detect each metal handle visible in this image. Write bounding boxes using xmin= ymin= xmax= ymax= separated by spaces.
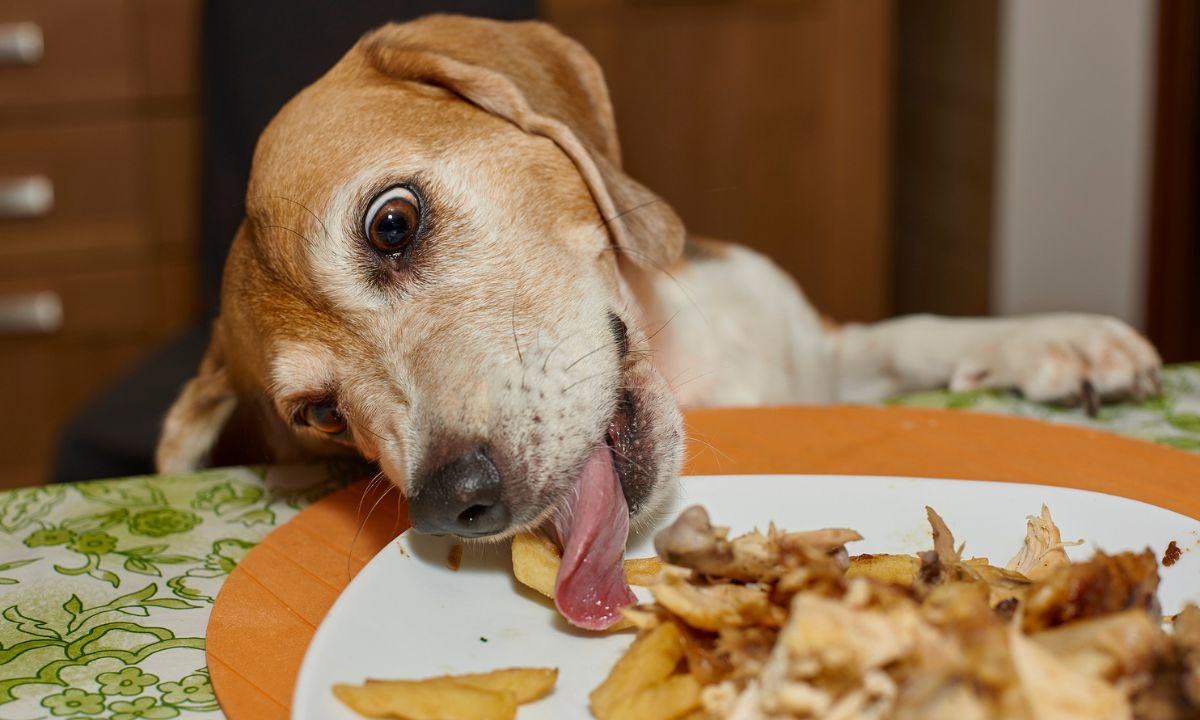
xmin=0 ymin=291 xmax=63 ymax=335
xmin=0 ymin=22 xmax=43 ymax=66
xmin=0 ymin=176 xmax=54 ymax=219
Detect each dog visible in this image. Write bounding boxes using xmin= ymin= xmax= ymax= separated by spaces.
xmin=155 ymin=16 xmax=1160 ymax=627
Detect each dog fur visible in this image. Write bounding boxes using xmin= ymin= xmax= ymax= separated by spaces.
xmin=156 ymin=15 xmax=1161 ymax=536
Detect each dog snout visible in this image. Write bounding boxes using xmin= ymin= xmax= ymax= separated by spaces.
xmin=408 ymin=448 xmax=511 ymax=537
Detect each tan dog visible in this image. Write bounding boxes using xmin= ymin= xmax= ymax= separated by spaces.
xmin=156 ymin=16 xmax=1159 ymax=627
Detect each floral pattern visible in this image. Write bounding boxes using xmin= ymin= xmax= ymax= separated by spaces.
xmin=0 ymin=464 xmax=346 ymax=719
xmin=0 ymin=367 xmax=1197 ymax=719
xmin=888 ymin=364 xmax=1200 ymax=451
xmin=41 ymin=688 xmax=104 ymax=716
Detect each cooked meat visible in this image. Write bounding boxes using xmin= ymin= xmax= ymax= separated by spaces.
xmin=651 ymin=573 xmax=786 ymax=632
xmin=1007 ymin=505 xmax=1079 ymax=582
xmin=655 ymin=505 xmax=861 ymax=584
xmin=1031 ymin=610 xmax=1165 ymax=681
xmin=636 ymin=506 xmax=1196 ymax=720
xmin=1022 ymin=551 xmax=1161 ymax=633
xmin=1173 ymin=606 xmax=1200 ymax=706
xmin=1009 ymin=629 xmax=1132 ymax=719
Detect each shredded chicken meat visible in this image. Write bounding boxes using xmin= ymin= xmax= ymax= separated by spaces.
xmin=632 ymin=504 xmax=1199 ymax=720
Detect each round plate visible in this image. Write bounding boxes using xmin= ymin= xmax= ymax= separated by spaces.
xmin=292 ymin=473 xmax=1200 ymax=719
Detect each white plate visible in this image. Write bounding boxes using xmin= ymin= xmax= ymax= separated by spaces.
xmin=293 ymin=474 xmax=1200 ymax=719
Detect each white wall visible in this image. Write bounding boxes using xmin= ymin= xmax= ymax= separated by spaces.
xmin=992 ymin=0 xmax=1157 ymax=327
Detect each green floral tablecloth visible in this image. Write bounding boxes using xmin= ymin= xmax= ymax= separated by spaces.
xmin=2 ymin=364 xmax=1199 ymax=720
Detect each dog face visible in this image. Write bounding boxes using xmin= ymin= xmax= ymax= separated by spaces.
xmin=157 ymin=16 xmax=686 ymax=540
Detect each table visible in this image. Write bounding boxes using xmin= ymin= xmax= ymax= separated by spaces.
xmin=3 ymin=364 xmax=1200 ymax=720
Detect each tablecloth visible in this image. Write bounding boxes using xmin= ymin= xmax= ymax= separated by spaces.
xmin=2 ymin=364 xmax=1199 ymax=720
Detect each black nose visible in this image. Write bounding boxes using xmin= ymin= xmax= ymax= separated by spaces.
xmin=408 ymin=449 xmax=510 ymax=537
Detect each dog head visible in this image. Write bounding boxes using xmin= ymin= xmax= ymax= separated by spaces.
xmin=157 ymin=15 xmax=686 ymax=545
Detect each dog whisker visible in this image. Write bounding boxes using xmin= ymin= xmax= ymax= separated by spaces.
xmin=564 ymin=342 xmax=608 ymax=371
xmin=563 ymin=370 xmax=611 ymax=393
xmin=599 ymin=243 xmax=711 ymax=336
xmin=511 ymin=284 xmax=524 ymax=365
xmin=348 ymin=478 xmax=396 ymax=580
xmin=541 ymin=330 xmax=582 ymax=372
xmin=344 ymin=407 xmax=388 ymax=442
xmin=594 ymin=197 xmax=668 ymax=235
xmin=261 ymin=224 xmax=316 ymax=246
xmin=682 ymin=431 xmax=733 ymax=466
xmin=349 ymin=470 xmax=387 ymax=576
xmin=669 ymin=371 xmax=715 ymax=394
xmin=607 ymin=443 xmax=650 ymax=477
xmin=256 ymin=194 xmax=332 ymax=243
xmin=643 ymin=312 xmax=679 ymax=344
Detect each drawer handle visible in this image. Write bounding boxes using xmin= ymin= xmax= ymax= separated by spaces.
xmin=0 ymin=22 xmax=43 ymax=66
xmin=0 ymin=176 xmax=54 ymax=219
xmin=0 ymin=291 xmax=63 ymax=335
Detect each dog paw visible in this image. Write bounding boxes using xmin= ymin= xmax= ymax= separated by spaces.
xmin=949 ymin=314 xmax=1162 ymax=413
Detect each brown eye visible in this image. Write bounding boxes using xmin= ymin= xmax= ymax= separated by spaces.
xmin=300 ymin=399 xmax=348 ymax=436
xmin=364 ymin=186 xmax=420 ymax=255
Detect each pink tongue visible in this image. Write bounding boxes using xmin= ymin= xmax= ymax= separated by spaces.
xmin=551 ymin=444 xmax=636 ymax=630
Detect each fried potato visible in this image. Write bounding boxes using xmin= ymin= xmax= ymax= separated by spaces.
xmin=847 ymin=553 xmax=921 ymax=586
xmin=337 ymin=667 xmax=558 ymax=719
xmin=512 ymin=533 xmax=560 ymax=598
xmin=511 ymin=532 xmax=666 ymax=600
xmin=590 ymin=621 xmax=686 ymax=719
xmin=608 ymin=674 xmax=702 ymax=720
xmin=625 ymin=556 xmax=667 ymax=587
xmin=367 ymin=668 xmax=558 ymax=705
xmin=334 ymin=678 xmax=517 ymax=720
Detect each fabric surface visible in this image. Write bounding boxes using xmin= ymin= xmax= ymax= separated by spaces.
xmin=3 ymin=363 xmax=1200 ymax=719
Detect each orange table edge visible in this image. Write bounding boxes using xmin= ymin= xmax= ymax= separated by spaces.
xmin=206 ymin=406 xmax=1200 ymax=718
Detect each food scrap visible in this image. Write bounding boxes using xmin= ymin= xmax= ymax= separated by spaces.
xmin=447 ymin=543 xmax=463 ymax=571
xmin=334 ymin=667 xmax=557 ymax=720
xmin=592 ymin=504 xmax=1200 ymax=720
xmin=1165 ymin=540 xmax=1183 ymax=567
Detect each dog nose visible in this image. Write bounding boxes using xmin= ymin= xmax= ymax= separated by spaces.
xmin=409 ymin=449 xmax=510 ymax=537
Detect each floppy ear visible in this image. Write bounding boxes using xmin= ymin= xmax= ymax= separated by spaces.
xmin=359 ymin=15 xmax=685 ymax=270
xmin=155 ymin=326 xmax=238 ymax=473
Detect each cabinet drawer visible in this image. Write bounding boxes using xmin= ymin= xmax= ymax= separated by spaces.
xmin=0 ymin=119 xmax=146 ymax=275
xmin=0 ymin=0 xmax=136 ymax=110
xmin=0 ymin=262 xmax=197 ymax=340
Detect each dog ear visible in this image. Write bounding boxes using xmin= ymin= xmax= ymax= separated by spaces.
xmin=155 ymin=326 xmax=238 ymax=474
xmin=359 ymin=15 xmax=685 ymax=270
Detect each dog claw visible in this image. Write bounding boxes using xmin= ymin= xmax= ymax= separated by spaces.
xmin=1081 ymin=380 xmax=1100 ymax=418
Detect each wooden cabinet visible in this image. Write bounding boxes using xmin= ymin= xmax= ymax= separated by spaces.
xmin=0 ymin=0 xmax=201 ymax=488
xmin=541 ymin=0 xmax=895 ymax=322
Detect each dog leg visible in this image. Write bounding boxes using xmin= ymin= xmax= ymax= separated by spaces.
xmin=832 ymin=313 xmax=1162 ymax=408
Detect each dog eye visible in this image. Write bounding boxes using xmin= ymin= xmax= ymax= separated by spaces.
xmin=364 ymin=186 xmax=420 ymax=255
xmin=300 ymin=399 xmax=348 ymax=436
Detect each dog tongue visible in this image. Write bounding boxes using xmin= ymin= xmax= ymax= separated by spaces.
xmin=551 ymin=444 xmax=636 ymax=630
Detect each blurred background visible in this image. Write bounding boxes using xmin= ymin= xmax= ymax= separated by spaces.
xmin=0 ymin=0 xmax=1195 ymax=488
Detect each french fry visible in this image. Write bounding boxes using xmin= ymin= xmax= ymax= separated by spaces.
xmin=372 ymin=668 xmax=557 ymax=705
xmin=608 ymin=674 xmax=702 ymax=720
xmin=511 ymin=532 xmax=666 ymax=598
xmin=512 ymin=533 xmax=560 ymax=598
xmin=589 ymin=621 xmax=686 ymax=719
xmin=624 ymin=556 xmax=666 ymax=586
xmin=847 ymin=553 xmax=921 ymax=586
xmin=333 ymin=678 xmax=517 ymax=720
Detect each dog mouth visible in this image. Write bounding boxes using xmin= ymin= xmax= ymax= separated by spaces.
xmin=545 ymin=390 xmax=641 ymax=630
